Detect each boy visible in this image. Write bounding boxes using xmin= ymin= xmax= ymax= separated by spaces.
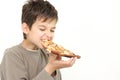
xmin=1 ymin=0 xmax=77 ymax=80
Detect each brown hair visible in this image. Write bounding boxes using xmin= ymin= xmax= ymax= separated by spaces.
xmin=22 ymin=0 xmax=58 ymax=39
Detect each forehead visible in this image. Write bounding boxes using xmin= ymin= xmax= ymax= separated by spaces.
xmin=37 ymin=17 xmax=57 ymax=22
xmin=33 ymin=18 xmax=57 ymax=27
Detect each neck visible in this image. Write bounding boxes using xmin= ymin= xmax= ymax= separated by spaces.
xmin=21 ymin=39 xmax=38 ymax=50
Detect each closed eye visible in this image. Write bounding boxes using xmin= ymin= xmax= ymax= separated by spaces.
xmin=51 ymin=27 xmax=56 ymax=32
xmin=50 ymin=29 xmax=55 ymax=32
xmin=39 ymin=28 xmax=46 ymax=31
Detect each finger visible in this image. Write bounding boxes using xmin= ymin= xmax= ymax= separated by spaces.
xmin=56 ymin=55 xmax=62 ymax=60
xmin=70 ymin=57 xmax=77 ymax=65
xmin=59 ymin=57 xmax=76 ymax=67
xmin=66 ymin=57 xmax=77 ymax=66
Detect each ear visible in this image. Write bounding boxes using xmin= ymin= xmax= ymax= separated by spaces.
xmin=21 ymin=22 xmax=30 ymax=34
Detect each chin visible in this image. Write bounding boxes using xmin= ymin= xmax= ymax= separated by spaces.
xmin=39 ymin=45 xmax=44 ymax=49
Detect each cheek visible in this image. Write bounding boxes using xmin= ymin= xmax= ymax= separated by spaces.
xmin=39 ymin=33 xmax=45 ymax=39
xmin=35 ymin=29 xmax=43 ymax=36
xmin=28 ymin=30 xmax=42 ymax=40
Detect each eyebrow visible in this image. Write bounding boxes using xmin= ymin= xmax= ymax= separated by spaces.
xmin=38 ymin=25 xmax=56 ymax=29
xmin=38 ymin=25 xmax=46 ymax=28
xmin=52 ymin=27 xmax=56 ymax=29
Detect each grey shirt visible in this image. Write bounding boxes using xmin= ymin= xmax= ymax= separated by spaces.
xmin=0 ymin=44 xmax=62 ymax=80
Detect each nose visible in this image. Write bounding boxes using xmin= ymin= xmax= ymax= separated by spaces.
xmin=44 ymin=31 xmax=53 ymax=40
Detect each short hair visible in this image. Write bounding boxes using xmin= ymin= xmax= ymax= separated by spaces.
xmin=22 ymin=0 xmax=58 ymax=39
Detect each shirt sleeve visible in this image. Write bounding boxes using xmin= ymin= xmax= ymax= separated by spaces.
xmin=1 ymin=50 xmax=29 ymax=80
xmin=34 ymin=69 xmax=62 ymax=80
xmin=33 ymin=69 xmax=54 ymax=80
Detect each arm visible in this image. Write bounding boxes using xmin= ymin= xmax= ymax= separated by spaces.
xmin=1 ymin=49 xmax=61 ymax=80
xmin=1 ymin=50 xmax=28 ymax=80
xmin=44 ymin=53 xmax=77 ymax=75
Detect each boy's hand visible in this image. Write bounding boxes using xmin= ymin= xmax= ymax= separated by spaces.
xmin=45 ymin=52 xmax=77 ymax=75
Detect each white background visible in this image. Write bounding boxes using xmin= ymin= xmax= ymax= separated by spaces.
xmin=0 ymin=0 xmax=120 ymax=80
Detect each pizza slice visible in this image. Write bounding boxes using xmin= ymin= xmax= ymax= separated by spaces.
xmin=41 ymin=40 xmax=81 ymax=59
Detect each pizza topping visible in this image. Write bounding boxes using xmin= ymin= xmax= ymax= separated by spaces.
xmin=41 ymin=40 xmax=81 ymax=59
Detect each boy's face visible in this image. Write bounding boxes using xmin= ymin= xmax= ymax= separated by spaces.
xmin=23 ymin=18 xmax=57 ymax=49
